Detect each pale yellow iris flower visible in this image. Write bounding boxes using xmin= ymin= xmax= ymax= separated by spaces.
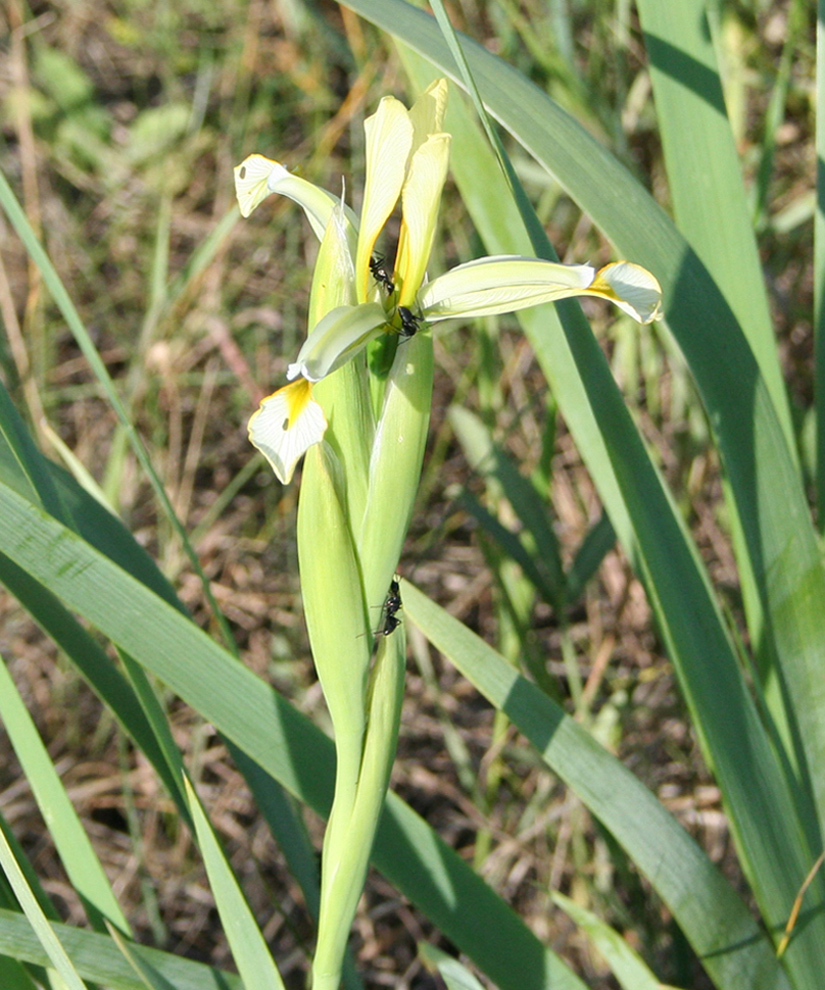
xmin=234 ymin=79 xmax=662 ymax=484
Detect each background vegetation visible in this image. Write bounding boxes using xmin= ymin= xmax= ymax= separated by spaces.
xmin=0 ymin=1 xmax=817 ymax=988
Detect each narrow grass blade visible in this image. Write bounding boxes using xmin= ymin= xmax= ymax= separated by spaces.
xmin=0 ymin=480 xmax=587 ymax=990
xmin=106 ymin=921 xmax=177 ymax=990
xmin=551 ymin=892 xmax=668 ymax=990
xmin=418 ymin=944 xmax=485 ymax=990
xmin=816 ymin=0 xmax=825 ymax=528
xmin=636 ymin=0 xmax=794 ymax=452
xmin=0 ymin=907 xmax=242 ymax=990
xmin=0 ymin=168 xmax=237 ymax=656
xmin=0 ymin=658 xmax=131 ymax=934
xmin=450 ymin=406 xmax=565 ymax=609
xmin=456 ymin=489 xmax=553 ymax=603
xmin=0 ymin=825 xmax=89 ymax=990
xmin=400 ymin=580 xmax=789 ymax=990
xmin=565 ymin=512 xmax=615 ymax=603
xmin=396 ymin=45 xmax=825 ymax=986
xmin=183 ymin=777 xmax=287 ymax=990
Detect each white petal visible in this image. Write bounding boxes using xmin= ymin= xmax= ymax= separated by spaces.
xmin=418 ymin=255 xmax=663 ymax=325
xmin=234 ymin=154 xmax=280 ymax=217
xmin=588 ymin=261 xmax=664 ymax=324
xmin=287 ymin=302 xmax=388 ymax=382
xmin=419 ymin=256 xmax=597 ymax=320
xmin=234 ymin=154 xmax=358 ymax=239
xmin=248 ymin=380 xmax=327 ymax=484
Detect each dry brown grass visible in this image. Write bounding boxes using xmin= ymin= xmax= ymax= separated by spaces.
xmin=0 ymin=1 xmax=813 ymax=987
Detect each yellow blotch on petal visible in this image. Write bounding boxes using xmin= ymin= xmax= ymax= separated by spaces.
xmin=587 ymin=261 xmax=664 ymax=324
xmin=248 ymin=379 xmax=327 ymax=484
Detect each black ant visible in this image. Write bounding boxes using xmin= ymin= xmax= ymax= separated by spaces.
xmin=369 ymin=254 xmax=395 ymax=295
xmin=397 ymin=306 xmax=422 ymax=339
xmin=377 ymin=577 xmax=402 ymax=637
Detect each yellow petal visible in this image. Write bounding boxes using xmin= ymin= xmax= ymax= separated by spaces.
xmin=394 ymin=132 xmax=451 ymax=306
xmin=355 ymin=98 xmax=414 ymax=302
xmin=407 ymin=78 xmax=449 ymax=149
xmin=248 ymin=379 xmax=327 ymax=484
xmin=308 ymin=201 xmax=358 ymax=327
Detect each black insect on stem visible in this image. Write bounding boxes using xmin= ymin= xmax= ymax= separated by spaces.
xmin=378 ymin=577 xmax=402 ymax=636
xmin=397 ymin=306 xmax=422 ymax=339
xmin=369 ymin=254 xmax=395 ymax=295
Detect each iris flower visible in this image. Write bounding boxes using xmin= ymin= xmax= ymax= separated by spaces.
xmin=234 ymin=80 xmax=662 ymax=483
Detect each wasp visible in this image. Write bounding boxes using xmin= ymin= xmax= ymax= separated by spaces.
xmin=369 ymin=254 xmax=395 ymax=295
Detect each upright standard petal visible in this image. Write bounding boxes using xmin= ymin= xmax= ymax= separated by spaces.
xmin=248 ymin=379 xmax=327 ymax=484
xmin=394 ymin=132 xmax=451 ymax=306
xmin=287 ymin=302 xmax=389 ymax=382
xmin=234 ymin=154 xmax=357 ymax=240
xmin=355 ymin=98 xmax=414 ymax=302
xmin=407 ymin=78 xmax=449 ymax=151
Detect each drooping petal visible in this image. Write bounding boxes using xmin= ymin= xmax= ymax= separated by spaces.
xmin=287 ymin=302 xmax=389 ymax=382
xmin=234 ymin=154 xmax=357 ymax=240
xmin=394 ymin=132 xmax=451 ymax=306
xmin=234 ymin=154 xmax=279 ymax=217
xmin=248 ymin=379 xmax=327 ymax=484
xmin=355 ymin=98 xmax=414 ymax=302
xmin=418 ymin=255 xmax=663 ymax=325
xmin=586 ymin=261 xmax=664 ymax=323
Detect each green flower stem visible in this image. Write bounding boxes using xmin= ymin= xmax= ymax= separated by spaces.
xmin=312 ymin=629 xmax=406 ymax=990
xmin=306 ymin=335 xmax=433 ymax=990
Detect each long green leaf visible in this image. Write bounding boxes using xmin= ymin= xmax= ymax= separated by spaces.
xmin=0 ymin=659 xmax=130 ymax=934
xmin=551 ymin=892 xmax=667 ymax=990
xmin=636 ymin=0 xmax=794 ymax=451
xmin=0 ymin=826 xmax=88 ymax=990
xmin=183 ymin=777 xmax=287 ymax=990
xmin=0 ymin=908 xmax=241 ymax=990
xmin=346 ymin=0 xmax=825 ymax=861
xmin=0 ymin=480 xmax=587 ymax=990
xmin=400 ymin=580 xmax=788 ymax=990
xmin=635 ymin=0 xmax=813 ymax=852
xmin=393 ymin=36 xmax=825 ymax=988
